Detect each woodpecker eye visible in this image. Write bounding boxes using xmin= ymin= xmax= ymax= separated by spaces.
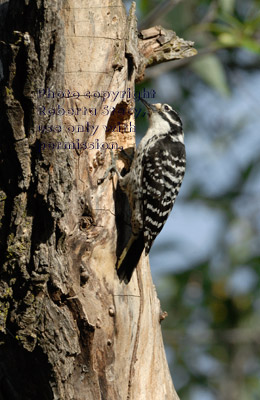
xmin=164 ymin=105 xmax=170 ymax=111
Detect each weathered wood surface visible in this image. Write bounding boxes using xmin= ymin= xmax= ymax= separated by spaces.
xmin=0 ymin=1 xmax=195 ymax=398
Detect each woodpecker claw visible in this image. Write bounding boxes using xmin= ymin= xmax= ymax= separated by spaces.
xmin=97 ymin=149 xmax=120 ymax=185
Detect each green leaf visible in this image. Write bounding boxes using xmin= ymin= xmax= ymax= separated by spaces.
xmin=240 ymin=38 xmax=260 ymax=54
xmin=191 ymin=54 xmax=230 ymax=96
xmin=244 ymin=15 xmax=260 ymax=33
xmin=220 ymin=0 xmax=235 ymax=14
xmin=139 ymin=0 xmax=150 ymax=14
xmin=218 ymin=32 xmax=238 ymax=47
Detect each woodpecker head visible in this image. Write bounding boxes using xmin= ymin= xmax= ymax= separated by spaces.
xmin=140 ymin=98 xmax=184 ymax=143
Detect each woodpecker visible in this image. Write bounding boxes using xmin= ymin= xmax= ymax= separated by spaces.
xmin=99 ymin=99 xmax=186 ymax=283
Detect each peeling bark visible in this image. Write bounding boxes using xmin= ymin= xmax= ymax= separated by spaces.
xmin=137 ymin=25 xmax=197 ymax=81
xmin=0 ymin=1 xmax=196 ymax=399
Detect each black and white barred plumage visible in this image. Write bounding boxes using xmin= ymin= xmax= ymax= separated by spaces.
xmin=114 ymin=99 xmax=186 ymax=283
xmin=99 ymin=99 xmax=186 ymax=283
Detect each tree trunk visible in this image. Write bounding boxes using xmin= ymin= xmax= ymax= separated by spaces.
xmin=0 ymin=1 xmax=196 ymax=399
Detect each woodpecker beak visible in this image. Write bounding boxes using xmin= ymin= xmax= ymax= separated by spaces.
xmin=140 ymin=98 xmax=158 ymax=115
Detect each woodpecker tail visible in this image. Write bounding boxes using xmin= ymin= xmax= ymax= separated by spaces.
xmin=116 ymin=234 xmax=144 ymax=284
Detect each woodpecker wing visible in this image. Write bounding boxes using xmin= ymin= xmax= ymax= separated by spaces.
xmin=142 ymin=136 xmax=186 ymax=253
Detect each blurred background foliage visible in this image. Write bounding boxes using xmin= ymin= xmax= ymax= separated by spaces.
xmin=126 ymin=0 xmax=260 ymax=399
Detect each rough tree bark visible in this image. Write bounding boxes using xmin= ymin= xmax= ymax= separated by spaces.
xmin=0 ymin=1 xmax=196 ymax=399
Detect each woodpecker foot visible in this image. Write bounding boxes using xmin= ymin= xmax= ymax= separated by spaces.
xmin=97 ymin=150 xmax=120 ymax=185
